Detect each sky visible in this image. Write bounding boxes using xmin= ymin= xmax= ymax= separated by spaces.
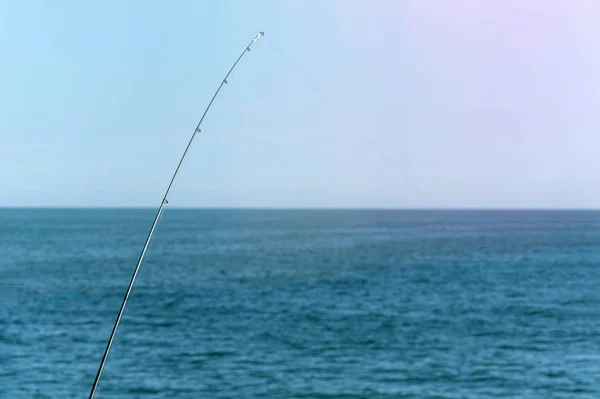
xmin=1 ymin=0 xmax=600 ymax=208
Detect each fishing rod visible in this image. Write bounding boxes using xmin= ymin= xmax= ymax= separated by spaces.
xmin=88 ymin=31 xmax=264 ymax=399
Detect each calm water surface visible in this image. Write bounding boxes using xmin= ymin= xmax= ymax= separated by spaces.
xmin=1 ymin=209 xmax=600 ymax=398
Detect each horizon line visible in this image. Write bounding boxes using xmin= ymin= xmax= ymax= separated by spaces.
xmin=2 ymin=206 xmax=600 ymax=211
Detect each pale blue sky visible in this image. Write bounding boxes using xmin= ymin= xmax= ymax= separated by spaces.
xmin=1 ymin=1 xmax=599 ymax=208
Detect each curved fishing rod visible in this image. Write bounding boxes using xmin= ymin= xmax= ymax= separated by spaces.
xmin=88 ymin=31 xmax=264 ymax=399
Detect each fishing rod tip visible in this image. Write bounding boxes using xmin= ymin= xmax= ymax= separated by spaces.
xmin=253 ymin=32 xmax=264 ymax=42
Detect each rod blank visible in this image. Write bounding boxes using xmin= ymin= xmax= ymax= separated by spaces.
xmin=88 ymin=31 xmax=264 ymax=399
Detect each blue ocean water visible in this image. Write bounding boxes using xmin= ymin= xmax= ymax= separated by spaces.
xmin=1 ymin=209 xmax=600 ymax=398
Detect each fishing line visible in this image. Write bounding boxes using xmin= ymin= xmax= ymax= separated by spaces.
xmin=264 ymin=37 xmax=435 ymax=207
xmin=88 ymin=32 xmax=433 ymax=398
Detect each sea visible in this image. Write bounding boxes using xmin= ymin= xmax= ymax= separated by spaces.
xmin=1 ymin=209 xmax=599 ymax=398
